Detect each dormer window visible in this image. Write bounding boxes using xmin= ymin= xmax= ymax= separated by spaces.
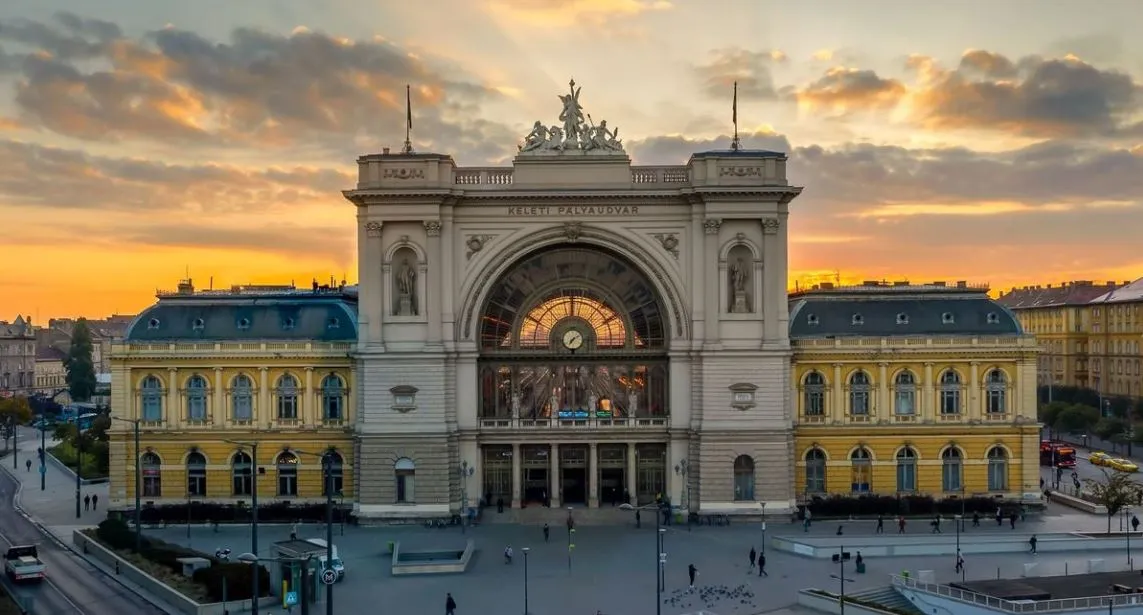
xmin=896 ymin=313 xmax=909 ymax=325
xmin=327 ymin=317 xmax=341 ymax=330
xmin=282 ymin=317 xmax=296 ymax=331
xmin=851 ymin=313 xmax=864 ymax=326
xmin=986 ymin=312 xmax=1000 ymax=324
xmin=192 ymin=318 xmax=205 ymax=331
xmin=806 ymin=314 xmax=819 ymax=326
xmin=148 ymin=318 xmax=161 ymax=330
xmin=237 ymin=318 xmax=251 ymax=330
xmin=942 ymin=312 xmax=955 ymax=324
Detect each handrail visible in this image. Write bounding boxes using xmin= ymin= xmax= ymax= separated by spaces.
xmin=892 ymin=574 xmax=1143 ymax=612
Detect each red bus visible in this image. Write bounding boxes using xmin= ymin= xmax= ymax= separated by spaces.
xmin=1040 ymin=440 xmax=1077 ymax=468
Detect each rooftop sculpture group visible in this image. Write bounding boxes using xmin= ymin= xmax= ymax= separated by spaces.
xmin=519 ymin=79 xmax=625 ymax=156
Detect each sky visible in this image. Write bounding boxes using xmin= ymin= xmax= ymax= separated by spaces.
xmin=1 ymin=0 xmax=1142 ymax=319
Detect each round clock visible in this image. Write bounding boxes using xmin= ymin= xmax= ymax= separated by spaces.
xmin=562 ymin=329 xmax=584 ymax=350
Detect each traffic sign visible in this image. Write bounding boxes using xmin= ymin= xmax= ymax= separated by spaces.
xmin=285 ymin=591 xmax=299 ymax=606
xmin=321 ymin=569 xmax=337 ymax=585
xmin=39 ymin=465 xmax=46 ymax=475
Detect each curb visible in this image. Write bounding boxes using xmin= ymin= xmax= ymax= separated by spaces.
xmin=0 ymin=462 xmax=168 ymax=612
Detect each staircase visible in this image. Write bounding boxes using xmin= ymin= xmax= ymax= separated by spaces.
xmin=482 ymin=505 xmax=634 ymax=526
xmin=846 ymin=586 xmax=923 ymax=615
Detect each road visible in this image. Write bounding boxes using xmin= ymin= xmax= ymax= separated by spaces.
xmin=0 ymin=469 xmax=166 ymax=615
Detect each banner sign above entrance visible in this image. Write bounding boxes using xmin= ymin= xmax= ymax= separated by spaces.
xmin=506 ymin=205 xmax=640 ymax=217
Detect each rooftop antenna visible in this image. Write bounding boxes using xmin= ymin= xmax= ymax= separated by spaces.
xmin=402 ymin=84 xmax=414 ymax=154
xmin=731 ymin=81 xmax=741 ymax=151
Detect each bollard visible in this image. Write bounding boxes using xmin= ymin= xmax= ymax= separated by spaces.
xmin=997 ymin=567 xmax=1001 ymax=579
xmin=116 ymin=561 xmax=121 ymax=575
xmin=1066 ymin=562 xmax=1069 ymax=575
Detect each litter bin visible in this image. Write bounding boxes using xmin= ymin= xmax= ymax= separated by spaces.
xmin=856 ymin=562 xmax=866 ymax=574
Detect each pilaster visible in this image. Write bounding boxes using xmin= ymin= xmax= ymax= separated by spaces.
xmin=550 ymin=443 xmax=561 ymax=507
xmin=212 ymin=367 xmax=224 ymax=427
xmin=626 ymin=443 xmax=637 ymax=506
xmin=703 ymin=217 xmax=721 ymax=344
xmin=877 ymin=362 xmax=889 ymax=417
xmin=923 ymin=362 xmax=934 ymax=421
xmin=762 ymin=217 xmax=782 ymax=341
xmin=969 ymin=361 xmax=980 ymax=419
xmin=258 ymin=367 xmax=270 ymax=429
xmin=304 ymin=367 xmax=315 ymax=425
xmin=362 ymin=221 xmax=384 ymax=347
xmin=832 ymin=363 xmax=843 ymax=418
xmin=425 ymin=219 xmax=443 ymax=345
xmin=511 ymin=443 xmax=521 ymax=509
xmin=439 ymin=208 xmax=456 ymax=345
xmin=588 ymin=442 xmax=599 ymax=508
xmin=167 ymin=367 xmax=179 ymax=428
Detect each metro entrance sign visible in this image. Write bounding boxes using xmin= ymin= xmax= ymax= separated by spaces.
xmin=321 ymin=569 xmax=337 ymax=585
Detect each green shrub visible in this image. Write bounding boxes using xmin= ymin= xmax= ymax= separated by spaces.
xmin=97 ymin=518 xmax=140 ymax=551
xmin=193 ymin=563 xmax=271 ymax=601
xmin=48 ymin=441 xmax=107 ymax=479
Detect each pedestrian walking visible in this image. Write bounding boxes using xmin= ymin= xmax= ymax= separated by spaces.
xmin=955 ymin=553 xmax=965 ymax=574
xmin=290 ymin=520 xmax=300 ymax=540
xmin=1009 ymin=512 xmax=1017 ymax=529
xmin=543 ymin=523 xmax=550 ymax=542
xmin=1028 ymin=534 xmax=1038 ymax=554
xmin=875 ymin=514 xmax=884 ymax=534
xmin=92 ymin=494 xmax=98 ymax=510
xmin=688 ymin=563 xmax=697 ymax=589
xmin=25 ymin=459 xmax=31 ymax=472
xmin=836 ymin=525 xmax=843 ymax=536
xmin=446 ymin=593 xmax=457 ymax=615
xmin=897 ymin=516 xmax=906 ymax=534
xmin=84 ymin=494 xmax=91 ymax=511
xmin=804 ymin=509 xmax=812 ymax=530
xmin=748 ymin=547 xmax=756 ymax=572
xmin=497 ymin=497 xmax=504 ymax=513
xmin=635 ymin=510 xmax=642 ymax=529
xmin=1133 ymin=515 xmax=1140 ymax=533
xmin=758 ymin=552 xmax=767 ymax=577
xmin=504 ymin=545 xmax=514 ymax=564
xmin=972 ymin=512 xmax=980 ymax=527
xmin=995 ymin=507 xmax=1003 ymax=526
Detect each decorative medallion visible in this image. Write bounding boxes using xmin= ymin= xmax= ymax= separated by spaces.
xmin=465 ymin=235 xmax=493 ymax=260
xmin=719 ymin=166 xmax=762 ymax=178
xmin=703 ymin=218 xmax=722 ymax=235
xmin=365 ymin=221 xmax=383 ymax=237
xmin=563 ymin=222 xmax=583 ymax=242
xmin=424 ymin=220 xmax=442 ymax=237
xmin=762 ymin=218 xmax=780 ymax=235
xmin=383 ymin=168 xmax=425 ymax=180
xmin=653 ymin=233 xmax=680 ymax=260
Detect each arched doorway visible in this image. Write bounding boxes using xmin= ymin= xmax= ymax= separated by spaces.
xmin=477 ymin=245 xmax=670 ymax=507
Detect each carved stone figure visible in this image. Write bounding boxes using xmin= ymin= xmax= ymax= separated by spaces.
xmin=730 ymin=259 xmax=748 ymax=292
xmin=395 ymin=259 xmax=418 ymax=316
xmin=558 ymin=79 xmax=586 ymax=147
xmin=520 ymin=121 xmax=550 ymax=152
xmin=585 ymin=120 xmax=622 ymax=152
xmin=729 ymin=258 xmax=751 ymax=314
xmin=516 ymin=79 xmax=626 ymax=156
xmin=627 ymin=391 xmax=639 ymax=416
xmin=588 ymin=393 xmax=598 ymax=414
xmin=544 ymin=126 xmax=564 ymax=150
xmin=511 ymin=392 xmax=521 ymax=418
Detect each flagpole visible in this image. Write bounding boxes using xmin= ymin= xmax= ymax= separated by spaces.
xmin=732 ymin=81 xmax=741 ymax=151
xmin=403 ymin=84 xmax=414 ymax=154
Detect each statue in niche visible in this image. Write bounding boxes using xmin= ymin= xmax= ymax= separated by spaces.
xmin=628 ymin=391 xmax=639 ymax=416
xmin=511 ymin=391 xmax=521 ymax=418
xmin=729 ymin=256 xmax=752 ymax=313
xmin=394 ymin=256 xmax=418 ymax=316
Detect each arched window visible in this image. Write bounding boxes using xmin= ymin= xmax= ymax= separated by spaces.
xmin=941 ymin=447 xmax=963 ymax=492
xmin=276 ymin=452 xmax=298 ymax=496
xmin=321 ymin=374 xmax=345 ymax=422
xmin=141 ymin=375 xmax=164 ymax=422
xmin=896 ymin=447 xmax=917 ymax=492
xmin=986 ymin=370 xmax=1007 ymax=414
xmin=186 ymin=375 xmax=208 ymax=422
xmin=141 ymin=452 xmax=162 ymax=497
xmin=276 ymin=375 xmax=299 ymax=420
xmin=231 ymin=374 xmax=254 ymax=422
xmin=805 ymin=448 xmax=826 ymax=494
xmin=894 ymin=371 xmax=916 ymax=416
xmin=987 ymin=447 xmax=1008 ymax=491
xmin=803 ymin=372 xmax=826 ymax=416
xmin=849 ymin=371 xmax=871 ymax=416
xmin=232 ymin=452 xmax=253 ymax=496
xmin=395 ymin=457 xmax=416 ymax=503
xmin=939 ymin=370 xmax=962 ymax=415
xmin=186 ymin=451 xmax=207 ymax=497
xmin=733 ymin=455 xmax=755 ymax=501
xmin=322 ymin=451 xmax=345 ymax=496
xmin=850 ymin=448 xmax=872 ymax=493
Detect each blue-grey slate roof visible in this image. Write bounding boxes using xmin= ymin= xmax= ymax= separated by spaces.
xmin=125 ymin=295 xmax=358 ymax=342
xmin=789 ymin=296 xmax=1023 ymax=338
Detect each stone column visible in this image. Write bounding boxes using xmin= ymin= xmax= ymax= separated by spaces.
xmin=969 ymin=361 xmax=980 ymax=419
xmin=832 ymin=363 xmax=843 ymax=418
xmin=923 ymin=362 xmax=934 ymax=421
xmin=258 ymin=367 xmax=270 ymax=429
xmin=703 ymin=218 xmax=722 ymax=343
xmin=549 ymin=443 xmax=561 ymax=507
xmin=690 ymin=210 xmax=706 ymax=341
xmin=511 ymin=443 xmax=522 ymax=509
xmin=212 ymin=367 xmax=224 ymax=427
xmin=167 ymin=368 xmax=179 ymax=428
xmin=588 ymin=443 xmax=599 ymax=508
xmin=424 ymin=220 xmax=443 ymax=345
xmin=626 ymin=443 xmax=637 ymax=505
xmin=303 ymin=367 xmax=314 ymax=425
xmin=762 ymin=217 xmax=783 ymax=341
xmin=877 ymin=362 xmax=889 ymax=417
xmin=440 ymin=208 xmax=456 ymax=344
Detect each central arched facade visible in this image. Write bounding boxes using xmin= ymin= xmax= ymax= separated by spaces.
xmin=476 ymin=244 xmax=672 ymax=508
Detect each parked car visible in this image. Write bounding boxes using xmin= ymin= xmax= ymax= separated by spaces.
xmin=1089 ymin=451 xmax=1112 ymax=466
xmin=1109 ymin=458 xmax=1139 ymax=473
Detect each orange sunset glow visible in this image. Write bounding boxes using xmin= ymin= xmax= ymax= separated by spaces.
xmin=1 ymin=1 xmax=1141 ymax=318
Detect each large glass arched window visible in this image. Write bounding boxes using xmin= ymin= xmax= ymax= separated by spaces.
xmin=276 ymin=452 xmax=298 ymax=496
xmin=185 ymin=375 xmax=208 ymax=421
xmin=141 ymin=452 xmax=162 ymax=497
xmin=987 ymin=447 xmax=1008 ymax=491
xmin=894 ymin=371 xmax=916 ymax=416
xmin=276 ymin=375 xmax=299 ymax=420
xmin=896 ymin=447 xmax=917 ymax=492
xmin=940 ymin=370 xmax=962 ymax=415
xmin=186 ymin=451 xmax=206 ymax=497
xmin=848 ymin=371 xmax=871 ymax=416
xmin=986 ymin=370 xmax=1007 ymax=414
xmin=850 ymin=448 xmax=872 ymax=493
xmin=321 ymin=374 xmax=345 ymax=422
xmin=232 ymin=452 xmax=253 ymax=496
xmin=231 ymin=374 xmax=254 ymax=422
xmin=322 ymin=451 xmax=345 ymax=496
xmin=804 ymin=449 xmax=826 ymax=494
xmin=803 ymin=371 xmax=826 ymax=416
xmin=518 ymin=296 xmax=628 ymax=348
xmin=395 ymin=458 xmax=416 ymax=503
xmin=140 ymin=375 xmax=164 ymax=422
xmin=941 ymin=447 xmax=963 ymax=492
xmin=733 ymin=456 xmax=755 ymax=501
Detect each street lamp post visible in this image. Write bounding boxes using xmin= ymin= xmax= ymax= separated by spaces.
xmin=760 ymin=502 xmax=767 ymax=555
xmin=1127 ymin=505 xmax=1133 ymax=570
xmin=323 ymin=454 xmax=335 ymax=615
xmin=458 ymin=461 xmax=474 ymax=534
xmin=224 ymin=439 xmax=260 ymax=615
xmin=828 ymin=546 xmax=855 ymax=615
xmin=619 ymin=502 xmax=665 ymax=615
xmin=567 ymin=506 xmax=575 ymax=572
xmin=39 ymin=413 xmax=46 ymax=491
xmin=11 ymin=416 xmax=17 ymax=469
xmin=955 ymin=514 xmax=963 ymax=581
xmin=74 ymin=423 xmax=83 ymax=519
xmin=522 ymin=547 xmax=531 ymax=615
xmin=674 ymin=460 xmax=689 ymax=531
xmin=110 ymin=417 xmax=143 ymax=552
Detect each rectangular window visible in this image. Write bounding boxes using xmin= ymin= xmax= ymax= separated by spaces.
xmin=143 ymin=476 xmax=162 ymax=498
xmin=988 ymin=463 xmax=1008 ymax=491
xmin=396 ymin=470 xmax=415 ymax=503
xmin=142 ymin=397 xmax=163 ymax=422
xmin=188 ymin=470 xmax=207 ymax=497
xmin=233 ymin=395 xmax=253 ymax=421
xmin=942 ymin=462 xmax=962 ymax=492
xmin=896 ymin=463 xmax=916 ymax=492
xmin=232 ymin=468 xmax=252 ymax=496
xmin=278 ymin=395 xmax=298 ymax=420
xmin=324 ymin=396 xmax=342 ymax=421
xmin=278 ymin=471 xmax=298 ymax=496
xmin=894 ymin=390 xmax=915 ymax=415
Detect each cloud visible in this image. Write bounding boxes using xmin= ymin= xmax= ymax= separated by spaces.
xmin=0 ymin=12 xmax=517 ymax=161
xmin=114 ymin=223 xmax=352 ymax=261
xmin=485 ymin=0 xmax=672 ymax=26
xmin=792 ymin=67 xmax=906 ymax=115
xmin=909 ymin=50 xmax=1143 ymax=138
xmin=627 ymin=129 xmax=792 ymax=165
xmin=693 ymin=47 xmax=787 ymax=100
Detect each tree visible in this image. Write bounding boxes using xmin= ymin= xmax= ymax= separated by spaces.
xmin=1084 ymin=468 xmax=1143 ymax=533
xmin=1055 ymin=404 xmax=1100 ymax=434
xmin=1134 ymin=398 xmax=1143 ymax=423
xmin=0 ymin=397 xmax=33 ymax=450
xmin=65 ymin=319 xmax=98 ymax=402
xmin=1095 ymin=418 xmax=1129 ymax=442
xmin=1039 ymin=401 xmax=1072 ymax=434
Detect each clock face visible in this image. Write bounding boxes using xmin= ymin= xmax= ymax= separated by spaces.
xmin=562 ymin=329 xmax=584 ymax=350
